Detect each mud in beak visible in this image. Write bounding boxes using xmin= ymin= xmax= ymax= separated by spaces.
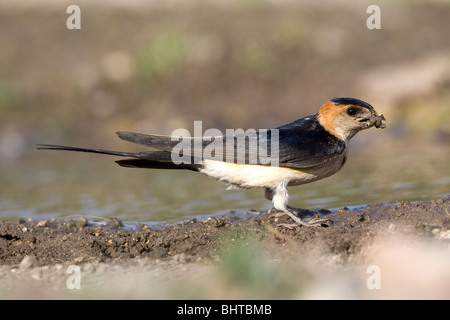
xmin=373 ymin=113 xmax=386 ymax=129
xmin=359 ymin=112 xmax=386 ymax=129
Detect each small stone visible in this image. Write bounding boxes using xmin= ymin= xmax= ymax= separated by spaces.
xmin=431 ymin=227 xmax=441 ymax=236
xmin=36 ymin=220 xmax=48 ymax=227
xmin=74 ymin=257 xmax=85 ymax=264
xmin=19 ymin=255 xmax=37 ymax=269
xmin=75 ymin=217 xmax=88 ymax=228
xmin=136 ymin=223 xmax=146 ymax=230
xmin=106 ymin=217 xmax=124 ymax=229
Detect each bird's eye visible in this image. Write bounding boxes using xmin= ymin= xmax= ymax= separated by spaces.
xmin=346 ymin=107 xmax=357 ymax=116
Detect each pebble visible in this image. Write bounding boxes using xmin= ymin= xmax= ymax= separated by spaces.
xmin=431 ymin=227 xmax=441 ymax=235
xmin=19 ymin=255 xmax=37 ymax=270
xmin=76 ymin=217 xmax=88 ymax=228
xmin=106 ymin=217 xmax=124 ymax=229
xmin=36 ymin=220 xmax=48 ymax=227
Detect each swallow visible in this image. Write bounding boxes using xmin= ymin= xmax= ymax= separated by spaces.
xmin=38 ymin=97 xmax=386 ymax=227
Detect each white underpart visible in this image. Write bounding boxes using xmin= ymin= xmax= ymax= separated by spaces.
xmin=199 ymin=151 xmax=348 ymax=210
xmin=200 ymin=159 xmax=318 ymax=189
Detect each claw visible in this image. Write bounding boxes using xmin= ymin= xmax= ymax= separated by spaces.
xmin=276 ymin=217 xmax=329 ymax=228
xmin=273 ymin=207 xmax=330 ymax=228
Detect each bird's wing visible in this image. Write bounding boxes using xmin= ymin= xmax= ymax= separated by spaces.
xmin=269 ymin=115 xmax=346 ymax=168
xmin=117 ymin=131 xmax=262 ymax=164
xmin=116 ymin=117 xmax=345 ymax=169
xmin=275 ymin=131 xmax=345 ymax=168
xmin=117 ymin=131 xmax=265 ymax=153
xmin=117 ymin=132 xmax=188 ymax=152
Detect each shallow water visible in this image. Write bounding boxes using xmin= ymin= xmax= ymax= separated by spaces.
xmin=0 ymin=139 xmax=449 ymax=225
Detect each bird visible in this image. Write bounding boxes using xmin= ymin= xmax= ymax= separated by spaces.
xmin=38 ymin=97 xmax=386 ymax=227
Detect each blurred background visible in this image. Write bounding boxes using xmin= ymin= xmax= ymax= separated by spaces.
xmin=0 ymin=0 xmax=449 ymax=224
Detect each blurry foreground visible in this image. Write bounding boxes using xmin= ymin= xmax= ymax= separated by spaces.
xmin=3 ymin=237 xmax=450 ymax=300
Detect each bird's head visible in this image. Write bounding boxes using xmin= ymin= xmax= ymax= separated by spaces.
xmin=318 ymin=97 xmax=386 ymax=142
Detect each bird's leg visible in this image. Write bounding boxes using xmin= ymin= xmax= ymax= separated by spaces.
xmin=278 ymin=206 xmax=308 ymax=227
xmin=267 ymin=184 xmax=329 ymax=228
xmin=265 ymin=187 xmax=285 ymax=217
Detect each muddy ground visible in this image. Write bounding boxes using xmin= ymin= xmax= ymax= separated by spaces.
xmin=1 ymin=197 xmax=449 ymax=267
xmin=0 ymin=196 xmax=449 ymax=299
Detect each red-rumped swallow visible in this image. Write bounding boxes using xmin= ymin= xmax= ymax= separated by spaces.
xmin=38 ymin=97 xmax=386 ymax=227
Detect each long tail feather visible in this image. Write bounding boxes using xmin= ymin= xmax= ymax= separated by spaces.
xmin=36 ymin=144 xmax=137 ymax=157
xmin=36 ymin=144 xmax=201 ymax=171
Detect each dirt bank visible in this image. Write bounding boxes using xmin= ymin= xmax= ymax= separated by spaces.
xmin=1 ymin=197 xmax=449 ymax=299
xmin=1 ymin=197 xmax=448 ymax=267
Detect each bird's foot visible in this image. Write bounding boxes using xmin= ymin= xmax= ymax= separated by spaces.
xmin=276 ymin=217 xmax=329 ymax=228
xmin=271 ymin=207 xmax=329 ymax=228
xmin=267 ymin=209 xmax=287 ymax=219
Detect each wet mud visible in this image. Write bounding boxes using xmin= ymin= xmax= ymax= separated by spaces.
xmin=1 ymin=197 xmax=448 ymax=267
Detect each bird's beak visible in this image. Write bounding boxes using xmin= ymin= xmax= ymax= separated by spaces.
xmin=359 ymin=111 xmax=386 ymax=129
